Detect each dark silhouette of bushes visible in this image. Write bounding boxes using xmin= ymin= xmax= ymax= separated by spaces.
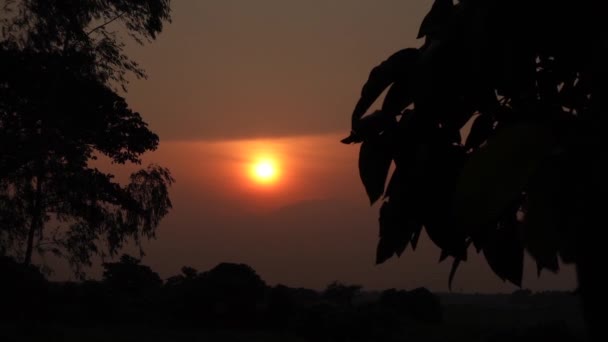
xmin=160 ymin=262 xmax=267 ymax=329
xmin=379 ymin=287 xmax=443 ymax=324
xmin=0 ymin=256 xmax=48 ymax=323
xmin=266 ymin=284 xmax=296 ymax=329
xmin=323 ymin=281 xmax=363 ymax=307
xmin=103 ymin=254 xmax=163 ymax=296
xmin=1 ymin=259 xmax=585 ymax=341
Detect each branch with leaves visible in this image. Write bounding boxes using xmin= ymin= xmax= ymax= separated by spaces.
xmin=343 ymin=0 xmax=601 ymax=289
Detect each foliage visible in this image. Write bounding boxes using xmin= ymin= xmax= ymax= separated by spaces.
xmin=0 ymin=0 xmax=173 ymax=274
xmin=379 ymin=288 xmax=443 ymax=324
xmin=343 ymin=0 xmax=606 ymax=290
xmin=200 ymin=262 xmax=268 ymax=309
xmin=0 ymin=255 xmax=48 ymax=321
xmin=161 ymin=262 xmax=268 ymax=329
xmin=1 ymin=260 xmax=584 ymax=341
xmin=323 ymin=281 xmax=362 ymax=307
xmin=102 ymin=254 xmax=162 ymax=295
xmin=1 ymin=0 xmax=171 ymax=87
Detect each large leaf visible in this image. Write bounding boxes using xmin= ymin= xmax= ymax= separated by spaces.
xmin=441 ymin=99 xmax=475 ymax=143
xmin=523 ymin=165 xmax=562 ymax=275
xmin=353 ymin=110 xmax=397 ymax=140
xmin=410 ymin=225 xmax=422 ymax=250
xmin=376 ymin=199 xmax=422 ymax=264
xmin=379 ymin=200 xmax=409 ymax=255
xmin=376 ymin=236 xmax=396 ymax=265
xmin=382 ymin=80 xmax=413 ymax=115
xmin=448 ymin=257 xmax=462 ymax=291
xmin=482 ymin=219 xmax=524 ymax=287
xmin=359 ymin=136 xmax=393 ymax=205
xmin=452 ymin=123 xmax=556 ymax=229
xmin=351 ymin=49 xmax=419 ymax=124
xmin=464 ymin=113 xmax=495 ymax=151
xmin=425 ymin=220 xmax=468 ymax=260
xmin=417 ymin=0 xmax=454 ymax=39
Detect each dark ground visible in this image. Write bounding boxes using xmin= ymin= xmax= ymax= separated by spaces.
xmin=1 ymin=256 xmax=586 ymax=342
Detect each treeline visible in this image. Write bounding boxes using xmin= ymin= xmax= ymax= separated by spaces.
xmin=1 ymin=255 xmax=442 ymax=341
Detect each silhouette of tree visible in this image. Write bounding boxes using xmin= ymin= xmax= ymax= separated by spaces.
xmin=102 ymin=254 xmax=162 ymax=295
xmin=342 ymin=0 xmax=604 ymax=338
xmin=0 ymin=1 xmax=173 ymax=275
xmin=165 ymin=265 xmax=198 ymax=287
xmin=161 ymin=263 xmax=267 ymax=329
xmin=379 ymin=288 xmax=443 ymax=324
xmin=266 ymin=284 xmax=295 ymax=330
xmin=0 ymin=255 xmax=48 ymax=322
xmin=323 ymin=281 xmax=362 ymax=307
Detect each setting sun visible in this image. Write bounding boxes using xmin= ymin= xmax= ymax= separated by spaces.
xmin=250 ymin=158 xmax=279 ymax=184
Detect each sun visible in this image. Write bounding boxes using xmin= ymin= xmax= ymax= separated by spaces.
xmin=255 ymin=162 xmax=275 ymax=179
xmin=250 ymin=158 xmax=279 ymax=184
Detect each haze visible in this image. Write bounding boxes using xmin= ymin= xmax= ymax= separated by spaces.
xmin=50 ymin=0 xmax=576 ymax=292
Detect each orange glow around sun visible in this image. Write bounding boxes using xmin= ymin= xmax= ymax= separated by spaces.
xmin=249 ymin=157 xmax=280 ymax=185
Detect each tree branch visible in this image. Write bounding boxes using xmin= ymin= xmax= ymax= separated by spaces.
xmin=86 ymin=12 xmax=125 ymax=36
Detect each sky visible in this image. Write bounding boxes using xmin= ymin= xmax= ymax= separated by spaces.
xmin=53 ymin=0 xmax=577 ymax=292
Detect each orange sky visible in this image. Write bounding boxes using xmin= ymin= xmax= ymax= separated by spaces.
xmin=48 ymin=1 xmax=579 ymax=292
xmin=61 ymin=136 xmax=574 ymax=292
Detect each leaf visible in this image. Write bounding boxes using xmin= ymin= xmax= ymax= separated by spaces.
xmin=353 ymin=110 xmax=396 ymax=140
xmin=523 ymin=167 xmax=561 ymax=275
xmin=425 ymin=219 xmax=468 ymax=260
xmin=410 ymin=225 xmax=422 ymax=250
xmin=417 ymin=0 xmax=454 ymax=39
xmin=464 ymin=113 xmax=495 ymax=151
xmin=351 ymin=49 xmax=419 ymax=124
xmin=536 ymin=257 xmax=559 ymax=276
xmin=359 ymin=136 xmax=393 ymax=205
xmin=382 ymin=80 xmax=413 ymax=115
xmin=470 ymin=224 xmax=491 ymax=253
xmin=376 ymin=237 xmax=394 ymax=265
xmin=384 ymin=167 xmax=405 ymax=200
xmin=559 ymin=80 xmax=588 ymax=110
xmin=439 ymin=249 xmax=449 ymax=262
xmin=340 ymin=132 xmax=363 ymax=145
xmin=482 ymin=221 xmax=524 ymax=287
xmin=376 ymin=200 xmax=422 ymax=263
xmin=440 ymin=97 xmax=476 ymax=138
xmin=448 ymin=257 xmax=461 ymax=291
xmin=383 ymin=163 xmax=424 ymax=212
xmin=447 ymin=240 xmax=472 ymax=291
xmin=452 ymin=123 xmax=556 ymax=229
xmin=408 ymin=141 xmax=467 ymax=259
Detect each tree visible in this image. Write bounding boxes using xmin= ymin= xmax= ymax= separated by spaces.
xmin=342 ymin=0 xmax=605 ymax=339
xmin=164 ymin=266 xmax=198 ymax=287
xmin=163 ymin=263 xmax=267 ymax=329
xmin=379 ymin=288 xmax=442 ymax=324
xmin=0 ymin=0 xmax=173 ymax=275
xmin=102 ymin=254 xmax=162 ymax=295
xmin=323 ymin=281 xmax=362 ymax=307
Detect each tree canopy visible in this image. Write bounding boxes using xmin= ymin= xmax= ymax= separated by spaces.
xmin=343 ymin=0 xmax=605 ymax=288
xmin=344 ymin=1 xmax=606 ymax=338
xmin=0 ymin=0 xmax=173 ymax=275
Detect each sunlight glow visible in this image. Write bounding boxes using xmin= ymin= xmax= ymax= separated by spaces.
xmin=250 ymin=158 xmax=279 ymax=184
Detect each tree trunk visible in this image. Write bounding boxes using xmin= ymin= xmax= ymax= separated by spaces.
xmin=23 ymin=174 xmax=43 ymax=266
xmin=23 ymin=219 xmax=38 ymax=266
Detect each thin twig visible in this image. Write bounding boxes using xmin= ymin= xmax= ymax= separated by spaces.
xmin=86 ymin=12 xmax=125 ymax=36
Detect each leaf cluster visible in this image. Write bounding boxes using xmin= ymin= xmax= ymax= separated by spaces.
xmin=344 ymin=0 xmax=605 ymax=288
